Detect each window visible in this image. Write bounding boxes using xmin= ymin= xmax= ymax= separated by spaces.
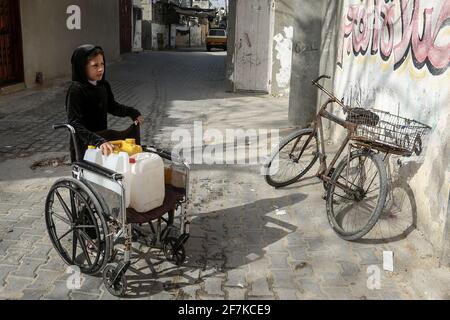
xmin=208 ymin=29 xmax=226 ymax=37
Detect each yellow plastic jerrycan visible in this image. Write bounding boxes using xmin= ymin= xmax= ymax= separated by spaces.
xmin=109 ymin=139 xmax=143 ymax=156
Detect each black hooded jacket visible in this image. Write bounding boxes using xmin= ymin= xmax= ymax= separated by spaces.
xmin=66 ymin=45 xmax=141 ymax=156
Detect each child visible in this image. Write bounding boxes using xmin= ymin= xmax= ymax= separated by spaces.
xmin=66 ymin=44 xmax=144 ymax=161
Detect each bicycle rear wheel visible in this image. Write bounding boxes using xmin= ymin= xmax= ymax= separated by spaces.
xmin=264 ymin=129 xmax=319 ymax=188
xmin=326 ymin=150 xmax=387 ymax=241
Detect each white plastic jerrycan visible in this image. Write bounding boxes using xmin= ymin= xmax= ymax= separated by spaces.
xmin=129 ymin=152 xmax=165 ymax=213
xmin=103 ymin=151 xmax=132 ymax=208
xmin=83 ymin=146 xmax=106 ymax=192
xmin=84 ymin=146 xmax=103 ymax=165
xmin=83 ymin=147 xmax=132 ymax=207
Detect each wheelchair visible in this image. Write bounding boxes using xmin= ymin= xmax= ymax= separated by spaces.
xmin=45 ymin=123 xmax=191 ymax=296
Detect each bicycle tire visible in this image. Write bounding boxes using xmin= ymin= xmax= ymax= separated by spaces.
xmin=326 ymin=150 xmax=388 ymax=241
xmin=264 ymin=128 xmax=319 ymax=188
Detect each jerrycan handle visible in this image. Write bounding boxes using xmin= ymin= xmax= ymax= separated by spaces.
xmin=110 ymin=140 xmax=122 ymax=154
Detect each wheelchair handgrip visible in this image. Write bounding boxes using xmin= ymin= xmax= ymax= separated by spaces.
xmin=144 ymin=146 xmax=174 ymax=161
xmin=53 ymin=124 xmax=68 ymax=130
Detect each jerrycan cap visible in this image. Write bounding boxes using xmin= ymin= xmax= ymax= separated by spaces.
xmin=88 ymin=145 xmax=96 ymax=149
xmin=129 ymin=158 xmax=136 ymax=164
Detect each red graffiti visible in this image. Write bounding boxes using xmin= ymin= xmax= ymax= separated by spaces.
xmin=337 ymin=0 xmax=450 ymax=75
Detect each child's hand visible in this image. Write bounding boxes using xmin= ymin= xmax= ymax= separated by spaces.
xmin=135 ymin=116 xmax=144 ymax=125
xmin=100 ymin=142 xmax=115 ymax=156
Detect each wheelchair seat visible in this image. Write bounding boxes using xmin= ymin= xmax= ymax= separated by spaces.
xmin=126 ymin=185 xmax=186 ymax=224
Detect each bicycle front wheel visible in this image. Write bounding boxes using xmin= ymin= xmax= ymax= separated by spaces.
xmin=326 ymin=150 xmax=388 ymax=241
xmin=264 ymin=128 xmax=319 ymax=188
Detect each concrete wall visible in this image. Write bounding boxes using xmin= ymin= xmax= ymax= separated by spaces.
xmin=319 ymin=0 xmax=450 ymax=261
xmin=170 ymin=24 xmax=177 ymax=48
xmin=19 ymin=0 xmax=121 ymax=88
xmin=201 ymin=24 xmax=208 ymax=46
xmin=142 ymin=0 xmax=152 ymax=21
xmin=225 ymin=0 xmax=237 ymax=92
xmin=444 ymin=195 xmax=450 ymax=266
xmin=151 ymin=23 xmax=169 ymax=49
xmin=230 ymin=0 xmax=275 ymax=93
xmin=176 ymin=31 xmax=190 ymax=47
xmin=132 ymin=4 xmax=143 ymax=52
xmin=142 ymin=21 xmax=153 ymax=50
xmin=271 ymin=0 xmax=294 ymax=97
xmin=287 ymin=0 xmax=326 ymax=127
xmin=190 ymin=25 xmax=202 ymax=47
xmin=192 ymin=0 xmax=211 ymax=9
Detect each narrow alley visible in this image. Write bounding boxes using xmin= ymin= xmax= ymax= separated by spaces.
xmin=0 ymin=49 xmax=447 ymax=300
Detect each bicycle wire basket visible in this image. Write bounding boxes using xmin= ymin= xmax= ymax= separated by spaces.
xmin=345 ymin=108 xmax=432 ymax=156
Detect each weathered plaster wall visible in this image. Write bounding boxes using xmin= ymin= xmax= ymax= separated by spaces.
xmin=190 ymin=25 xmax=202 ymax=47
xmin=20 ymin=0 xmax=120 ymax=87
xmin=288 ymin=0 xmax=327 ymax=127
xmin=225 ymin=0 xmax=237 ymax=92
xmin=319 ymin=0 xmax=450 ymax=260
xmin=226 ymin=0 xmax=275 ymax=93
xmin=151 ymin=23 xmax=169 ymax=50
xmin=271 ymin=0 xmax=294 ymax=97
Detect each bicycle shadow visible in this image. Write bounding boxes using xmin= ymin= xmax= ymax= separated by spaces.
xmin=355 ymin=160 xmax=420 ymax=244
xmin=118 ymin=193 xmax=306 ymax=299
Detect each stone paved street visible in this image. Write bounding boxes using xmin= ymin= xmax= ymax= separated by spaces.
xmin=0 ymin=50 xmax=448 ymax=300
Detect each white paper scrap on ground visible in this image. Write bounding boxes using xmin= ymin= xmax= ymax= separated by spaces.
xmin=275 ymin=209 xmax=287 ymax=216
xmin=383 ymin=251 xmax=394 ymax=272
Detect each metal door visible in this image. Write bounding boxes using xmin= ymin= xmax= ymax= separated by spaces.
xmin=0 ymin=0 xmax=24 ymax=85
xmin=234 ymin=0 xmax=274 ymax=93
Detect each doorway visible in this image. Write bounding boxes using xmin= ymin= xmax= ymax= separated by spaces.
xmin=0 ymin=0 xmax=24 ymax=86
xmin=119 ymin=0 xmax=132 ymax=54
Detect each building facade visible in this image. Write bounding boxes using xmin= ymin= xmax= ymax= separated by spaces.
xmin=0 ymin=0 xmax=122 ymax=89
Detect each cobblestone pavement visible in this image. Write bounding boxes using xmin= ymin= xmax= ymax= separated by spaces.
xmin=0 ymin=50 xmax=448 ymax=300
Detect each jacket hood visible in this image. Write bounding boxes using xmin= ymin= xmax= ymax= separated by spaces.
xmin=71 ymin=44 xmax=106 ymax=83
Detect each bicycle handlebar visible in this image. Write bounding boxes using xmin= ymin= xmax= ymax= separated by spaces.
xmin=311 ymin=75 xmax=350 ymax=112
xmin=312 ymin=74 xmax=331 ymax=84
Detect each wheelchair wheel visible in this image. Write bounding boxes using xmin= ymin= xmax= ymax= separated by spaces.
xmin=45 ymin=178 xmax=110 ymax=275
xmin=103 ymin=263 xmax=127 ymax=297
xmin=163 ymin=236 xmax=186 ymax=266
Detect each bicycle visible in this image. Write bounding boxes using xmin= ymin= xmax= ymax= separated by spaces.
xmin=264 ymin=75 xmax=431 ymax=240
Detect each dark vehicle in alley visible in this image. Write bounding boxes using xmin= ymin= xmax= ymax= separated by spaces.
xmin=206 ymin=28 xmax=227 ymax=51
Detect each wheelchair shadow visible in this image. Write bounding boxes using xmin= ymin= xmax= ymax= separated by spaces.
xmin=354 ymin=161 xmax=419 ymax=244
xmin=120 ymin=193 xmax=306 ymax=299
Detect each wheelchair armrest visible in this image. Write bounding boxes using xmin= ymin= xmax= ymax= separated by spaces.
xmin=73 ymin=161 xmax=123 ymax=181
xmin=143 ymin=146 xmax=175 ymax=161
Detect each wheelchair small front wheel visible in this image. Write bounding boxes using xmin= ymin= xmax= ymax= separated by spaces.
xmin=103 ymin=263 xmax=127 ymax=297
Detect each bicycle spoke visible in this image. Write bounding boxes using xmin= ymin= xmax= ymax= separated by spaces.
xmin=331 ymin=191 xmax=353 ymax=201
xmin=365 ymin=171 xmax=379 ymax=194
xmin=366 ymin=186 xmax=380 ymax=194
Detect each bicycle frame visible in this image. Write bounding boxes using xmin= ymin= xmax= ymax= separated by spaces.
xmin=287 ymin=76 xmax=366 ymax=195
